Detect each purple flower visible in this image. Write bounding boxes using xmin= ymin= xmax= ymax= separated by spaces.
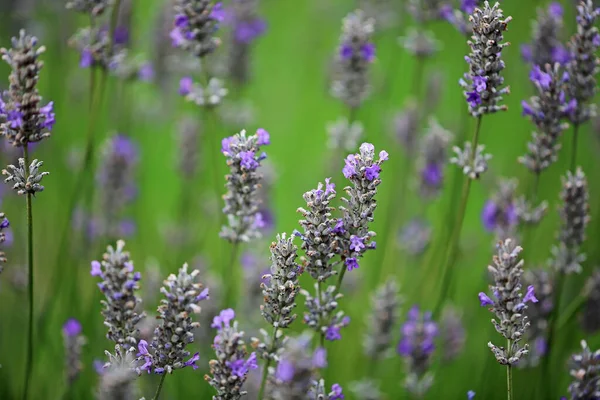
xmin=330 ymin=384 xmax=344 ymax=400
xmin=361 ymin=43 xmax=375 ymax=62
xmin=234 ymin=19 xmax=267 ymax=43
xmin=339 ymin=44 xmax=353 ymax=60
xmin=138 ymin=63 xmax=155 ymax=82
xmin=478 ymin=292 xmax=494 ymax=306
xmin=529 ymin=65 xmax=552 ymax=89
xmin=221 ymin=137 xmax=233 ymax=155
xmin=552 ymin=45 xmax=571 ymax=65
xmin=421 ymin=163 xmax=443 ymax=187
xmin=521 ymin=100 xmax=536 ymax=117
xmin=312 ymin=348 xmax=327 ymax=368
xmin=379 ymin=150 xmax=389 ymax=161
xmin=481 ymin=199 xmax=517 ymax=232
xmin=239 ymin=150 xmax=258 ymax=170
xmin=179 ymin=77 xmax=193 ymax=96
xmin=184 ymin=352 xmax=200 ymax=370
xmin=345 ymin=257 xmax=359 ymax=271
xmin=210 ymin=2 xmax=225 ymax=22
xmin=276 ymin=359 xmax=294 ymax=381
xmin=548 ymin=2 xmax=563 ymax=18
xmin=397 ymin=305 xmax=438 ymax=358
xmin=211 ymin=308 xmax=235 ymax=329
xmin=349 ymin=235 xmax=365 ymax=252
xmin=521 ymin=44 xmax=533 ymax=62
xmin=342 ymin=155 xmax=358 ymax=178
xmin=324 ymin=177 xmax=336 ymax=196
xmin=466 ymin=91 xmax=481 ymax=108
xmin=467 ymin=390 xmax=476 ymax=400
xmin=0 ymin=217 xmax=9 ymax=229
xmin=170 ymin=27 xmax=185 ymax=47
xmin=523 ymin=285 xmax=539 ymax=303
xmin=80 ymin=48 xmax=93 ymax=68
xmin=40 ymin=101 xmax=55 ymax=130
xmin=256 ymin=128 xmax=270 ymax=145
xmin=364 ymin=164 xmax=381 ymax=181
xmin=325 ymin=325 xmax=341 ymax=341
xmin=137 ymin=339 xmax=150 ymax=356
xmin=62 ymin=318 xmax=82 ymax=337
xmin=196 ymin=287 xmax=210 ymax=301
xmin=332 ymin=218 xmax=345 ymax=234
xmin=90 ymin=260 xmax=102 ymax=276
xmin=473 ymin=75 xmax=487 ymax=93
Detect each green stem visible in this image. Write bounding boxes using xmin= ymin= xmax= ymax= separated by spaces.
xmin=557 ymin=294 xmax=585 ymax=329
xmin=224 ymin=242 xmax=240 ymax=307
xmin=506 ymin=342 xmax=513 ymax=400
xmin=540 ymin=272 xmax=565 ymax=397
xmin=153 ymin=374 xmax=166 ymax=400
xmin=316 ymin=281 xmax=325 ymax=347
xmin=22 ymin=145 xmax=33 ymax=400
xmin=335 ymin=257 xmax=347 ymax=293
xmin=570 ymin=124 xmax=580 ymax=172
xmin=257 ymin=328 xmax=278 ymax=400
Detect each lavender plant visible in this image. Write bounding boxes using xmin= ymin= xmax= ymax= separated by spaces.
xmin=565 ymin=0 xmax=600 ymax=170
xmin=364 ymin=279 xmax=401 ymax=361
xmin=481 ymin=178 xmax=518 ymax=241
xmin=521 ymin=2 xmax=568 ymax=67
xmin=478 ymin=239 xmax=538 ymax=400
xmin=397 ymin=305 xmax=438 ymax=397
xmin=522 ymin=269 xmax=554 ymax=367
xmin=97 ymin=344 xmax=140 ymax=400
xmin=581 ymin=269 xmax=600 ymax=333
xmin=439 ymin=306 xmax=466 ymax=363
xmin=62 ymin=319 xmax=86 ymax=386
xmin=205 ymin=308 xmax=258 ymax=399
xmin=566 ymin=340 xmax=600 ymax=399
xmin=0 ymin=30 xmax=53 ymax=400
xmin=416 ymin=118 xmax=453 ymax=200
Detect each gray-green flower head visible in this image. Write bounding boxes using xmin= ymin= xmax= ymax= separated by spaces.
xmin=98 ymin=344 xmax=140 ymax=400
xmin=180 ymin=77 xmax=228 ymax=107
xmin=567 ymin=340 xmax=600 ymax=399
xmin=522 ymin=268 xmax=553 ymax=367
xmin=2 ymin=158 xmax=49 ymax=195
xmin=327 ymin=118 xmax=363 ymax=152
xmin=450 ymin=142 xmax=491 ymax=179
xmin=399 ymin=28 xmax=440 ymax=59
xmin=364 ymin=279 xmax=401 ymax=360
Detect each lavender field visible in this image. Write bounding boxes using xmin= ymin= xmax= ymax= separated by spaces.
xmin=0 ymin=0 xmax=599 ymax=399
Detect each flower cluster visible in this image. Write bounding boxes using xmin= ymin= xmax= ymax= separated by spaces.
xmin=338 ymin=143 xmax=388 ymax=271
xmin=331 ymin=10 xmax=375 ymax=109
xmin=205 ymin=309 xmax=258 ymax=399
xmin=450 ymin=141 xmax=491 ymax=179
xmin=364 ymin=279 xmax=401 ymax=360
xmin=416 ymin=118 xmax=453 ymax=199
xmin=171 ymin=0 xmax=224 ymax=58
xmin=63 ymin=319 xmax=87 ymax=385
xmin=459 ymin=2 xmax=512 ymax=117
xmin=220 ymin=128 xmax=270 ymax=243
xmin=98 ymin=345 xmax=140 ymax=400
xmin=309 ymin=379 xmax=345 ymax=400
xmin=521 ymin=2 xmax=568 ymax=67
xmin=137 ymin=263 xmax=208 ymax=374
xmin=302 ymin=284 xmax=351 ymax=342
xmin=2 ymin=158 xmax=49 ymax=196
xmin=478 ymin=239 xmax=538 ymax=365
xmin=261 ymin=233 xmax=301 ymax=332
xmin=96 ymin=134 xmax=139 ymax=239
xmin=397 ymin=305 xmax=438 ymax=397
xmin=565 ymin=0 xmax=600 ymax=125
xmin=441 ymin=0 xmax=479 ymax=36
xmin=520 ymin=64 xmax=572 ymax=174
xmin=0 ymin=213 xmax=9 ymax=268
xmin=68 ymin=25 xmax=130 ymax=72
xmin=296 ymin=179 xmax=338 ymax=280
xmin=0 ymin=30 xmax=54 ymax=146
xmin=91 ymin=240 xmax=145 ymax=345
xmin=439 ymin=306 xmax=466 ymax=362
xmin=408 ymin=0 xmax=447 ymax=24
xmin=179 ymin=75 xmax=228 ymax=106
xmin=522 ymin=268 xmax=554 ymax=367
xmin=567 ymin=340 xmax=600 ymax=399
xmin=481 ymin=178 xmax=518 ymax=240
xmin=551 ymin=168 xmax=590 ymax=274
xmin=327 ymin=118 xmax=363 ymax=152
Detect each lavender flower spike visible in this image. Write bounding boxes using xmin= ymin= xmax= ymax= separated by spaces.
xmin=522 ymin=268 xmax=554 ymax=367
xmin=565 ymin=0 xmax=600 ymax=125
xmin=582 ymin=269 xmax=600 ymax=333
xmin=520 ymin=64 xmax=570 ymax=174
xmin=171 ymin=0 xmax=223 ymax=58
xmin=459 ymin=2 xmax=512 ymax=117
xmin=522 ymin=3 xmax=567 ymax=67
xmin=137 ymin=263 xmax=207 ymax=374
xmin=98 ymin=345 xmax=140 ymax=400
xmin=417 ymin=118 xmax=453 ymax=199
xmin=567 ymin=340 xmax=600 ymax=399
xmin=337 ymin=143 xmax=387 ymax=272
xmin=221 ymin=128 xmax=270 ymax=243
xmin=397 ymin=305 xmax=438 ymax=397
xmin=92 ymin=240 xmax=145 ymax=345
xmin=479 ymin=238 xmax=536 ymax=365
xmin=551 ymin=168 xmax=590 ymax=274
xmin=0 ymin=31 xmax=54 ymax=146
xmin=63 ymin=318 xmax=87 ymax=385
xmin=364 ymin=279 xmax=401 ymax=360
xmin=205 ymin=309 xmax=258 ymax=399
xmin=3 ymin=158 xmax=49 ymax=195
xmin=331 ymin=10 xmax=375 ymax=109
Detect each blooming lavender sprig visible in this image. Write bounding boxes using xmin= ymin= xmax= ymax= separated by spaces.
xmin=226 ymin=0 xmax=267 ymax=85
xmin=439 ymin=306 xmax=466 ymax=362
xmin=171 ymin=0 xmax=224 ymax=58
xmin=269 ymin=333 xmax=327 ymax=400
xmin=0 ymin=30 xmax=54 ymax=146
xmin=407 ymin=0 xmax=446 ymax=23
xmin=520 ymin=64 xmax=571 ymax=174
xmin=450 ymin=141 xmax=492 ymax=179
xmin=91 ymin=240 xmax=145 ymax=345
xmin=221 ymin=128 xmax=270 ymax=243
xmin=522 ymin=268 xmax=554 ymax=367
xmin=205 ymin=309 xmax=258 ymax=399
xmin=68 ymin=25 xmax=130 ymax=71
xmin=302 ymin=284 xmax=351 ymax=342
xmin=2 ymin=158 xmax=49 ymax=195
xmin=582 ymin=269 xmax=600 ymax=333
xmin=567 ymin=340 xmax=600 ymax=399
xmin=521 ymin=3 xmax=569 ymax=66
xmin=331 ymin=10 xmax=375 ymax=109
xmin=515 ymin=195 xmax=548 ymax=226
xmin=137 ymin=263 xmax=208 ymax=374
xmin=364 ymin=279 xmax=401 ymax=360
xmin=349 ymin=379 xmax=383 ymax=400
xmin=481 ymin=178 xmax=518 ymax=240
xmin=63 ymin=319 xmax=87 ymax=385
xmin=309 ymin=379 xmax=345 ymax=400
xmin=327 ymin=118 xmax=363 ymax=152
xmin=459 ymin=2 xmax=512 ymax=117
xmin=400 ymin=29 xmax=440 ymax=59
xmin=565 ymin=0 xmax=600 ymax=125
xmin=96 ymin=134 xmax=139 ymax=239
xmin=391 ymin=101 xmax=419 ymax=151
xmin=440 ymin=1 xmax=474 ymax=36
xmin=397 ymin=305 xmax=438 ymax=397
xmin=416 ymin=118 xmax=453 ymax=199
xmin=98 ymin=344 xmax=140 ymax=400
xmin=551 ymin=168 xmax=590 ymax=274
xmin=478 ymin=239 xmax=538 ymax=365
xmin=296 ymin=179 xmax=338 ymax=281
xmin=179 ymin=76 xmax=228 ymax=106
xmin=338 ymin=143 xmax=388 ymax=273
xmin=260 ymin=233 xmax=301 ymax=331
xmin=0 ymin=213 xmax=9 ymax=269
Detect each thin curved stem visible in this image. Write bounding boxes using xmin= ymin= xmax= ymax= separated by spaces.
xmin=257 ymin=328 xmax=278 ymax=400
xmin=570 ymin=124 xmax=580 ymax=172
xmin=224 ymin=242 xmax=240 ymax=307
xmin=153 ymin=374 xmax=167 ymax=400
xmin=506 ymin=342 xmax=513 ymax=400
xmin=557 ymin=294 xmax=585 ymax=329
xmin=22 ymin=145 xmax=33 ymax=400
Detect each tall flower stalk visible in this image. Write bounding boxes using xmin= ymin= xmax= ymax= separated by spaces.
xmin=0 ymin=30 xmax=54 ymax=400
xmin=435 ymin=1 xmax=511 ymax=314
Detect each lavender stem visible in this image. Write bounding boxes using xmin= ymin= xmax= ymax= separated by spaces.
xmin=316 ymin=281 xmax=325 ymax=347
xmin=224 ymin=242 xmax=241 ymax=307
xmin=433 ymin=115 xmax=483 ymax=316
xmin=23 ymin=144 xmax=33 ymax=400
xmin=153 ymin=374 xmax=166 ymax=400
xmin=557 ymin=293 xmax=585 ymax=329
xmin=257 ymin=327 xmax=278 ymax=399
xmin=570 ymin=124 xmax=580 ymax=172
xmin=506 ymin=341 xmax=513 ymax=400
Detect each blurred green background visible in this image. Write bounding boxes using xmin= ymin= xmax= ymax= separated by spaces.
xmin=0 ymin=0 xmax=599 ymax=399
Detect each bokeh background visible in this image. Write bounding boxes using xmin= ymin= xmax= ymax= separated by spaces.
xmin=0 ymin=0 xmax=599 ymax=399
